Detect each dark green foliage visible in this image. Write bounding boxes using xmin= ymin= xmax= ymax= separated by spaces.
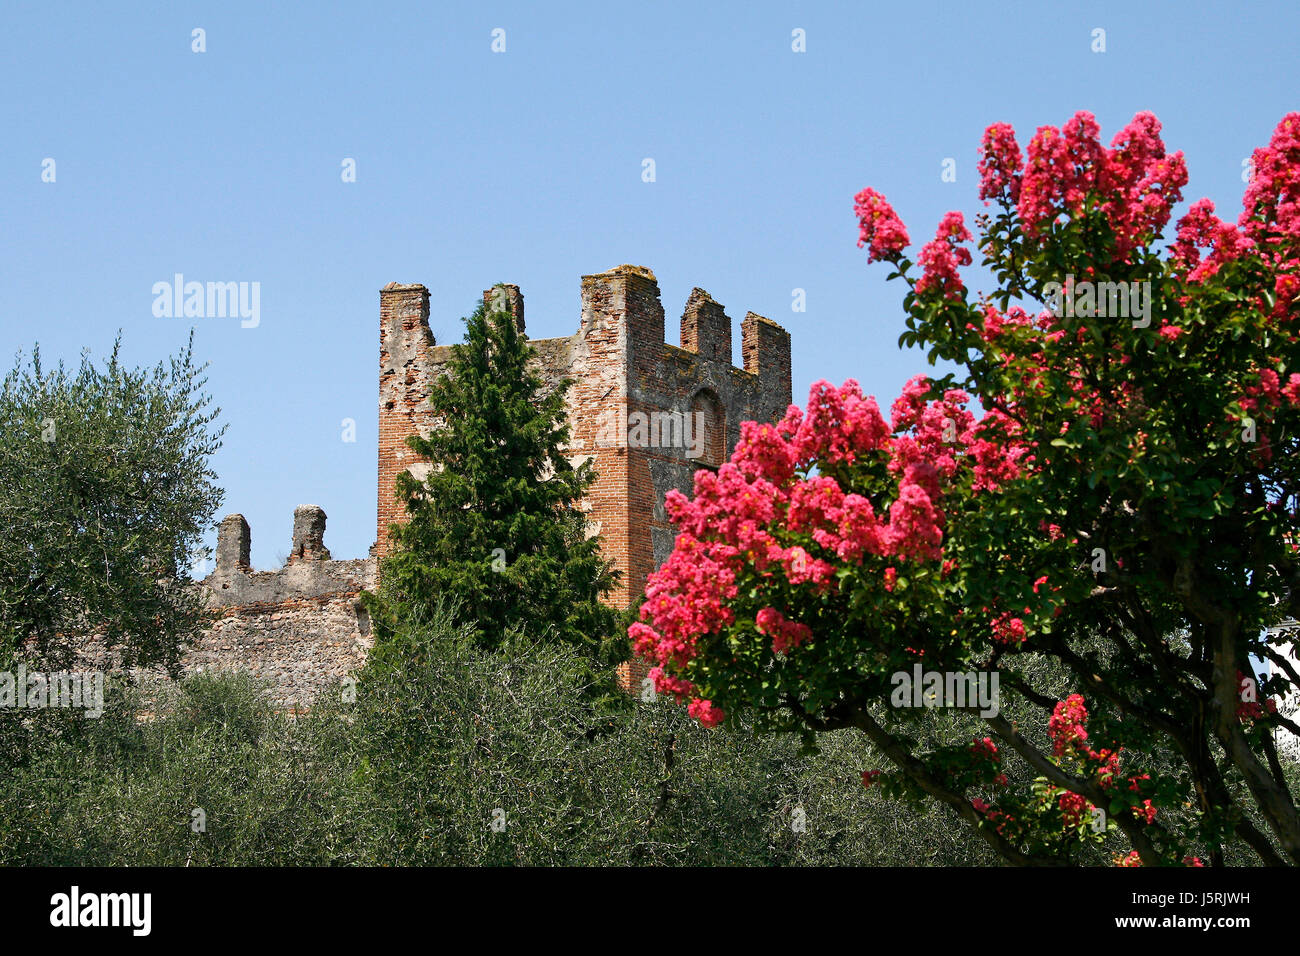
xmin=374 ymin=295 xmax=621 ymax=664
xmin=0 ymin=673 xmax=356 ymax=866
xmin=0 ymin=608 xmax=1023 ymax=866
xmin=0 ymin=334 xmax=225 ymax=670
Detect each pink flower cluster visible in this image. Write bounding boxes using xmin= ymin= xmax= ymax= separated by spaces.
xmin=1048 ymin=695 xmax=1129 ymax=797
xmin=1133 ymin=800 xmax=1157 ymax=825
xmin=978 ymin=122 xmax=1023 ymax=203
xmin=794 ymin=380 xmax=893 ymax=467
xmin=1242 ymin=116 xmax=1300 ymax=319
xmin=1058 ymin=790 xmax=1089 ymax=828
xmin=893 ymin=370 xmax=1026 ymax=494
xmin=755 ymin=606 xmax=812 ymax=654
xmin=974 ymin=304 xmax=1034 ymax=345
xmin=1048 ymin=694 xmax=1090 ymax=756
xmin=644 ymin=664 xmax=697 ymax=701
xmin=632 ymin=377 xmax=1030 ymax=726
xmin=1286 ymin=375 xmax=1300 ymax=406
xmin=970 ymin=798 xmax=1018 ymax=837
xmin=968 ymin=415 xmax=1030 ymax=491
xmin=1099 ymin=111 xmax=1188 ymax=259
xmin=970 ymin=736 xmax=1009 ymax=786
xmin=854 ymin=187 xmax=910 ymax=263
xmin=916 ymin=212 xmax=974 ymax=299
xmin=630 ymin=533 xmax=737 ymax=669
xmin=687 ymin=698 xmax=725 ymax=727
xmin=1236 ymin=367 xmax=1300 ymax=462
xmin=971 ymin=736 xmax=1000 ymax=761
xmin=1093 ymin=748 xmax=1122 ymax=790
xmin=1169 ymin=115 xmax=1299 ymax=324
xmin=1240 ymin=112 xmax=1300 ymax=247
xmin=1018 ymin=114 xmax=1101 ymax=235
xmin=1243 ymin=368 xmax=1282 ymax=413
xmin=1234 ymin=669 xmax=1278 ymax=722
xmin=1116 ymin=852 xmax=1204 ymax=867
xmin=991 ymin=613 xmax=1027 ymax=646
xmin=786 ymin=478 xmax=884 ymax=563
xmin=1171 ymin=198 xmax=1256 ymax=281
xmin=1015 ymin=111 xmax=1187 ymax=260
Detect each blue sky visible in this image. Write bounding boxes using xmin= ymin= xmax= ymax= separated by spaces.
xmin=2 ymin=0 xmax=1297 ymax=568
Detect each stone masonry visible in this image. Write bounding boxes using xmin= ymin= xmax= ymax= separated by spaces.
xmin=61 ymin=507 xmax=375 ymax=712
xmin=195 ymin=507 xmax=375 ymax=709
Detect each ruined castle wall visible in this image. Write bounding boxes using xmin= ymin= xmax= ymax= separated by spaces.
xmin=187 ymin=593 xmax=371 ymax=710
xmin=151 ymin=266 xmax=799 ymax=702
xmin=193 ymin=508 xmax=375 ymax=710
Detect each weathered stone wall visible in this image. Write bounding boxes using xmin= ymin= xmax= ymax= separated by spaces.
xmin=193 ymin=587 xmax=372 ymax=711
xmin=56 ymin=507 xmax=375 ymax=711
xmin=196 ymin=507 xmax=375 ymax=709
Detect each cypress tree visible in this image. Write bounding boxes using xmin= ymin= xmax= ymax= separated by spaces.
xmin=376 ymin=292 xmax=622 ymax=661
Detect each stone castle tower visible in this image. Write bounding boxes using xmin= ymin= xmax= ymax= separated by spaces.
xmin=184 ymin=265 xmax=791 ymax=706
xmin=375 ymin=264 xmax=791 ymax=608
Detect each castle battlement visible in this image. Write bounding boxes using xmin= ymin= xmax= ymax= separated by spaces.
xmin=52 ymin=506 xmax=376 ymax=712
xmin=206 ymin=507 xmax=375 ymax=608
xmin=376 ymin=266 xmax=792 ymax=623
xmin=186 ymin=505 xmax=376 ymax=708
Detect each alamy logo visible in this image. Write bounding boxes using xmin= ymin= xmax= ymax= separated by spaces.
xmin=594 ymin=409 xmax=707 ymax=459
xmin=0 ymin=666 xmax=103 ymax=717
xmin=890 ymin=664 xmax=1000 ymax=718
xmin=1043 ymin=274 xmax=1153 ymax=329
xmin=50 ymin=886 xmax=151 ymax=936
xmin=152 ymin=274 xmax=260 ymax=328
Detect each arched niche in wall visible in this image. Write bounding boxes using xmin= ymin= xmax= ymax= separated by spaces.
xmin=690 ymin=388 xmax=726 ymax=469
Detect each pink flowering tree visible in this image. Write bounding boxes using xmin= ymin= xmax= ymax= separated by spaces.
xmin=631 ymin=111 xmax=1300 ymax=866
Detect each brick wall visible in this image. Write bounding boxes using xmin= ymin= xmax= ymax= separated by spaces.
xmin=375 ymin=283 xmax=436 ymax=562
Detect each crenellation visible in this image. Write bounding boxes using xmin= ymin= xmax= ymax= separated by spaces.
xmin=215 ymin=513 xmax=251 ymax=576
xmin=484 ymin=283 xmax=525 ymax=334
xmin=375 ymin=266 xmax=792 ymax=626
xmin=680 ymin=287 xmax=732 ymax=364
xmin=742 ymin=311 xmax=793 ymax=411
xmin=191 ymin=508 xmax=375 ymax=707
xmin=288 ymin=505 xmax=331 ymax=563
